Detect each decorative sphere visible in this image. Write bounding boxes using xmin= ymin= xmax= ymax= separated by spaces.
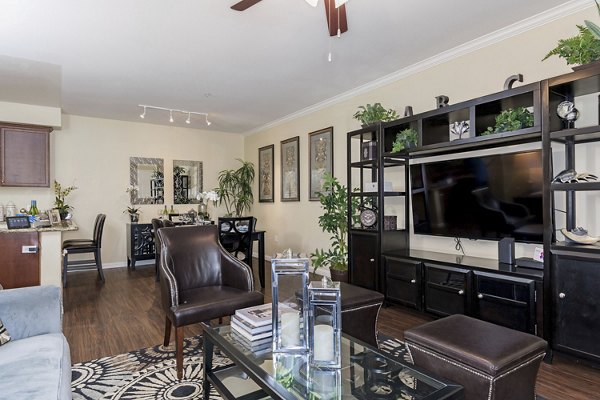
xmin=556 ymin=101 xmax=580 ymax=122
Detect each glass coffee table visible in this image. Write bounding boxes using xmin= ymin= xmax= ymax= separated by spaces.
xmin=202 ymin=324 xmax=463 ymax=400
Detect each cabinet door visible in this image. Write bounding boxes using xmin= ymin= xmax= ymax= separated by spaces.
xmin=424 ymin=263 xmax=470 ymax=317
xmin=1 ymin=126 xmax=50 ymax=187
xmin=349 ymin=232 xmax=378 ymax=291
xmin=473 ymin=271 xmax=536 ymax=334
xmin=0 ymin=232 xmax=40 ymax=288
xmin=385 ymin=257 xmax=421 ymax=310
xmin=553 ymin=255 xmax=600 ymax=363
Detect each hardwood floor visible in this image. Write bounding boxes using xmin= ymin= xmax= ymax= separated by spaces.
xmin=63 ymin=264 xmax=600 ymax=400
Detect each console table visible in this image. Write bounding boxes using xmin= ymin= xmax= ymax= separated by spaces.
xmin=126 ymin=223 xmax=155 ymax=270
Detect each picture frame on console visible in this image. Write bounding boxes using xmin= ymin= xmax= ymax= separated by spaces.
xmin=281 ymin=136 xmax=300 ymax=202
xmin=258 ymin=144 xmax=275 ymax=203
xmin=309 ymin=127 xmax=333 ymax=201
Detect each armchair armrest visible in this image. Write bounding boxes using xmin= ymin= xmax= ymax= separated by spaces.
xmin=220 ymin=251 xmax=255 ymax=291
xmin=0 ymin=285 xmax=62 ymax=341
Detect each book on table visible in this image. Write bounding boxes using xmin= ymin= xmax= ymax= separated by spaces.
xmin=229 ymin=329 xmax=272 ymax=351
xmin=234 ymin=303 xmax=272 ymax=327
xmin=231 ymin=323 xmax=272 ymax=342
xmin=231 ymin=315 xmax=272 ymax=335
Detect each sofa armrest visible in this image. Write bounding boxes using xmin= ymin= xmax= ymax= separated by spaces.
xmin=0 ymin=285 xmax=62 ymax=340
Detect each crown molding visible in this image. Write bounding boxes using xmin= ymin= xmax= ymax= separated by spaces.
xmin=244 ymin=0 xmax=591 ymax=136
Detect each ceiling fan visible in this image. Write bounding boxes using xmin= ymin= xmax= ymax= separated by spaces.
xmin=231 ymin=0 xmax=348 ymax=37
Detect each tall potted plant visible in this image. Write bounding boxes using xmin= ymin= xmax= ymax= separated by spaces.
xmin=216 ymin=159 xmax=255 ymax=216
xmin=311 ymin=173 xmax=358 ymax=282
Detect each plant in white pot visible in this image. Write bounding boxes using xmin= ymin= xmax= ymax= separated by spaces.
xmin=311 ymin=173 xmax=359 ymax=282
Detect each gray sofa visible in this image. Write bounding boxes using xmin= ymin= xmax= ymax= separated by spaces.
xmin=0 ymin=285 xmax=72 ymax=399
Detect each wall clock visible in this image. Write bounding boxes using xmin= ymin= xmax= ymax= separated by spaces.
xmin=360 ymin=208 xmax=377 ymax=228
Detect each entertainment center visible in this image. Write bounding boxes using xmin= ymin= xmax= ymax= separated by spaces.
xmin=347 ymin=65 xmax=600 ymax=366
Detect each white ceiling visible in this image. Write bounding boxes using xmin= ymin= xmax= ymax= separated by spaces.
xmin=0 ymin=0 xmax=584 ymax=133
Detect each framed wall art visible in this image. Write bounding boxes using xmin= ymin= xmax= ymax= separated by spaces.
xmin=258 ymin=144 xmax=275 ymax=203
xmin=308 ymin=127 xmax=333 ymax=201
xmin=281 ymin=136 xmax=300 ymax=201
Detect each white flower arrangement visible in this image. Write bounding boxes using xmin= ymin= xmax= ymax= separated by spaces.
xmin=197 ymin=190 xmax=220 ymax=204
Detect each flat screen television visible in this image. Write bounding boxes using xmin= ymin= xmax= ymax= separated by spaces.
xmin=410 ymin=150 xmax=543 ymax=243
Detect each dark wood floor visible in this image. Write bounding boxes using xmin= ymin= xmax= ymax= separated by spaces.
xmin=63 ymin=264 xmax=600 ymax=400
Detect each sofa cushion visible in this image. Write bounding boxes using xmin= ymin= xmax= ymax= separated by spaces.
xmin=0 ymin=319 xmax=11 ymax=345
xmin=0 ymin=332 xmax=71 ymax=400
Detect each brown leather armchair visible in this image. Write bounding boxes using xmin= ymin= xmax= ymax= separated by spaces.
xmin=158 ymin=225 xmax=264 ymax=379
xmin=151 ymin=218 xmax=174 ymax=281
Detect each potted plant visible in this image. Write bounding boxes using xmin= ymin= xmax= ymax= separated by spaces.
xmin=391 ymin=128 xmax=418 ymax=153
xmin=482 ymin=107 xmax=534 ymax=135
xmin=216 ymin=159 xmax=255 ymax=216
xmin=53 ymin=180 xmax=77 ymax=220
xmin=353 ymin=103 xmax=399 ymax=127
xmin=123 ymin=206 xmax=141 ymax=222
xmin=543 ymin=2 xmax=600 ymax=68
xmin=311 ymin=173 xmax=358 ymax=282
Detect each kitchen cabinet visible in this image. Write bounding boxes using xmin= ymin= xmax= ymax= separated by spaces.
xmin=0 ymin=232 xmax=40 ymax=288
xmin=1 ymin=125 xmax=51 ymax=187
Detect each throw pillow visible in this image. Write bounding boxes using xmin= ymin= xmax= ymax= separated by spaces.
xmin=0 ymin=319 xmax=11 ymax=346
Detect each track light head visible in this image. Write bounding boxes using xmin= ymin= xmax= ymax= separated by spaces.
xmin=186 ymin=113 xmax=191 ymax=124
xmin=205 ymin=115 xmax=212 ymax=126
xmin=139 ymin=106 xmax=146 ymax=119
xmin=169 ymin=110 xmax=174 ymax=123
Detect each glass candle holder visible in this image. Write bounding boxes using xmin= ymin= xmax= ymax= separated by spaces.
xmin=308 ymin=278 xmax=342 ymax=368
xmin=271 ymin=257 xmax=309 ymax=354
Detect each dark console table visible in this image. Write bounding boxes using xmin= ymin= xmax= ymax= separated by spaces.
xmin=126 ymin=223 xmax=155 ymax=270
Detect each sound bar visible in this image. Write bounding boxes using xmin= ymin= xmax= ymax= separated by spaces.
xmin=516 ymin=257 xmax=543 ymax=270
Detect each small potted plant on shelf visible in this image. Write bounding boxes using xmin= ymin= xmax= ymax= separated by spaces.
xmin=391 ymin=128 xmax=418 ymax=153
xmin=53 ymin=180 xmax=77 ymax=220
xmin=353 ymin=103 xmax=399 ymax=127
xmin=543 ymin=1 xmax=600 ymax=68
xmin=123 ymin=206 xmax=141 ymax=223
xmin=311 ymin=173 xmax=359 ymax=282
xmin=481 ymin=107 xmax=534 ymax=136
xmin=216 ymin=159 xmax=255 ymax=217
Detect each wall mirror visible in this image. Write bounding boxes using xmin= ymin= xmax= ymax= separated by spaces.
xmin=130 ymin=157 xmax=164 ymax=204
xmin=173 ymin=160 xmax=203 ymax=204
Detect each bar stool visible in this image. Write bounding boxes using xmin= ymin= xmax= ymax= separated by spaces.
xmin=62 ymin=214 xmax=106 ymax=287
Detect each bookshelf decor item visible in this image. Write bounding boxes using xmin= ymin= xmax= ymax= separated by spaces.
xmin=271 ymin=257 xmax=309 ymax=354
xmin=307 ymin=277 xmax=342 ymax=369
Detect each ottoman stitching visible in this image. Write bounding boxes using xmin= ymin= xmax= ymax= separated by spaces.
xmin=490 ymin=352 xmax=545 ymax=400
xmin=342 ymin=302 xmax=383 ymax=347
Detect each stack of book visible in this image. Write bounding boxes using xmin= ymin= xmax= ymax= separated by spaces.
xmin=230 ymin=303 xmax=273 ymax=353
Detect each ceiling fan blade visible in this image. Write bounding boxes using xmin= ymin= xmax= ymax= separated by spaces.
xmin=231 ymin=0 xmax=262 ymax=11
xmin=324 ymin=0 xmax=348 ymax=36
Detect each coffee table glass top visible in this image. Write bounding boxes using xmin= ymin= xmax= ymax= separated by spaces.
xmin=206 ymin=325 xmax=462 ymax=400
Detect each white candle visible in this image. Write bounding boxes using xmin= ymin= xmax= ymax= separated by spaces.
xmin=313 ymin=325 xmax=334 ymax=361
xmin=280 ymin=311 xmax=300 ymax=347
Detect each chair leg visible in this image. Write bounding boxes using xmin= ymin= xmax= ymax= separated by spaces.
xmin=164 ymin=317 xmax=172 ymax=346
xmin=62 ymin=253 xmax=68 ymax=288
xmin=175 ymin=326 xmax=184 ymax=380
xmin=95 ymin=250 xmax=105 ymax=283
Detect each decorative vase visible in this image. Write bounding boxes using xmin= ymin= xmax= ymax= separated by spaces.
xmin=329 ymin=268 xmax=348 ymax=283
xmin=198 ymin=202 xmax=207 ymax=218
xmin=59 ymin=212 xmax=69 ymax=220
xmin=130 ymin=213 xmax=139 ymax=223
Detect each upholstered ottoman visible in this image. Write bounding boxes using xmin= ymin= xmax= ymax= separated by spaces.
xmin=404 ymin=314 xmax=547 ymax=400
xmin=339 ymin=282 xmax=384 ymax=347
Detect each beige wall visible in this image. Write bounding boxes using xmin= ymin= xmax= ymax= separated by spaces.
xmin=1 ymin=114 xmax=243 ymax=265
xmin=244 ymin=6 xmax=600 ymax=261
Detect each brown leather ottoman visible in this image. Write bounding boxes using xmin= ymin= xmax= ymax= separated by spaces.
xmin=404 ymin=314 xmax=547 ymax=400
xmin=339 ymin=282 xmax=384 ymax=347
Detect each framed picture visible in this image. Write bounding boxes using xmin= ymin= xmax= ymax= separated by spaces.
xmin=50 ymin=209 xmax=62 ymax=225
xmin=281 ymin=136 xmax=300 ymax=201
xmin=308 ymin=127 xmax=334 ymax=201
xmin=258 ymin=144 xmax=275 ymax=203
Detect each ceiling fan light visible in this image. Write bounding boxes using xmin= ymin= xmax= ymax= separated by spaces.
xmin=334 ymin=0 xmax=348 ymax=7
xmin=305 ymin=0 xmax=318 ymax=7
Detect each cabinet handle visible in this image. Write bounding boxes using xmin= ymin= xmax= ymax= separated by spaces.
xmin=559 ymin=292 xmax=566 ymax=299
xmin=369 ymin=258 xmax=375 ymax=262
xmin=477 ymin=293 xmax=484 ymax=299
xmin=410 ymin=279 xmax=416 ymax=284
xmin=458 ymin=290 xmax=464 ymax=295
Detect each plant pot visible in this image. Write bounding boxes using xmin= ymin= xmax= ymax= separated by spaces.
xmin=329 ymin=268 xmax=348 ymax=283
xmin=59 ymin=212 xmax=69 ymax=220
xmin=129 ymin=213 xmax=139 ymax=223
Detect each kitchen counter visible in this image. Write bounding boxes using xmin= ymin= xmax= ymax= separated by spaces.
xmin=0 ymin=220 xmax=78 ymax=233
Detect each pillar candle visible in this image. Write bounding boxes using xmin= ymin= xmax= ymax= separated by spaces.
xmin=281 ymin=311 xmax=300 ymax=347
xmin=313 ymin=324 xmax=334 ymax=361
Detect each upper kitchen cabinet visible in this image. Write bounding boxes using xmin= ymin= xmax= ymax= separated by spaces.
xmin=1 ymin=124 xmax=52 ymax=187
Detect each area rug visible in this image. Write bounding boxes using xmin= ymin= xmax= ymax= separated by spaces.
xmin=71 ymin=335 xmax=409 ymax=399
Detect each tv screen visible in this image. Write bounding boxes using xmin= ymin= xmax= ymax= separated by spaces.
xmin=410 ymin=150 xmax=543 ymax=243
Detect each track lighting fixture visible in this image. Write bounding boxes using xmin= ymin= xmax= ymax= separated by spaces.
xmin=138 ymin=105 xmax=212 ymax=126
xmin=305 ymin=0 xmax=348 ymax=8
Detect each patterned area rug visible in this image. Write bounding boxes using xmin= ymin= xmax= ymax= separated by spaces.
xmin=71 ymin=335 xmax=409 ymax=399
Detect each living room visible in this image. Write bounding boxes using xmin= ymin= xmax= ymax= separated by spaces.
xmin=2 ymin=1 xmax=600 ymax=399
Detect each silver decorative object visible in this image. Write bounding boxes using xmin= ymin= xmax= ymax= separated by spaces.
xmin=556 ymin=101 xmax=580 ymax=125
xmin=271 ymin=257 xmax=309 ymax=354
xmin=307 ymin=277 xmax=342 ymax=368
xmin=450 ymin=120 xmax=470 ymax=139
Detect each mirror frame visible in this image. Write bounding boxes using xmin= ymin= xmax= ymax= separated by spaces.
xmin=173 ymin=159 xmax=203 ymax=204
xmin=130 ymin=156 xmax=165 ymax=204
